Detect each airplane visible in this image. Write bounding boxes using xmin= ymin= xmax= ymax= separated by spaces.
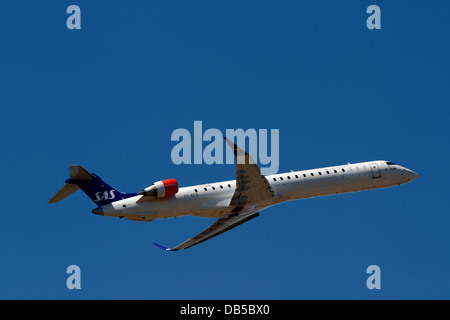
xmin=48 ymin=138 xmax=418 ymax=251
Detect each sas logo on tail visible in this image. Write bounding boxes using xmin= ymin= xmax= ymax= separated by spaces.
xmin=94 ymin=190 xmax=116 ymax=202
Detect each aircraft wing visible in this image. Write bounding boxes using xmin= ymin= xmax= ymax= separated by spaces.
xmin=153 ymin=138 xmax=273 ymax=251
xmin=224 ymin=137 xmax=275 ymax=210
xmin=154 ymin=210 xmax=260 ymax=251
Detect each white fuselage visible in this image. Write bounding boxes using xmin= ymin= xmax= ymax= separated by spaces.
xmin=95 ymin=160 xmax=417 ymax=221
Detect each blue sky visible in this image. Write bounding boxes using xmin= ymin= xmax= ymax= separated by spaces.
xmin=1 ymin=0 xmax=449 ymax=299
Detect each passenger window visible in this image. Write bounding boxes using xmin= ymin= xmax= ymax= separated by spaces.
xmin=204 ymin=188 xmax=207 ymax=191
xmin=334 ymin=170 xmax=337 ymax=173
xmin=303 ymin=174 xmax=306 ymax=177
xmin=295 ymin=175 xmax=298 ymax=178
xmin=228 ymin=184 xmax=231 ymax=188
xmin=318 ymin=172 xmax=322 ymax=175
xmin=273 ymin=178 xmax=276 ymax=181
xmin=342 ymin=169 xmax=345 ymax=172
xmin=220 ymin=185 xmax=223 ymax=189
xmin=280 ymin=177 xmax=283 ymax=181
xmin=194 ymin=189 xmax=198 ymax=192
xmin=212 ymin=186 xmax=215 ymax=190
xmin=287 ymin=176 xmax=291 ymax=179
xmin=310 ymin=172 xmax=314 ymax=176
xmin=326 ymin=171 xmax=329 ymax=174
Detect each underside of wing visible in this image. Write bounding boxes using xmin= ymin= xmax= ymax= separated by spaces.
xmin=154 ymin=211 xmax=260 ymax=251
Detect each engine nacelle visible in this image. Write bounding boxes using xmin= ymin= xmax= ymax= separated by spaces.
xmin=139 ymin=179 xmax=179 ymax=198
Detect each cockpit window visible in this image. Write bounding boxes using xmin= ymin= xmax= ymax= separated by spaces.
xmin=386 ymin=162 xmax=396 ymax=165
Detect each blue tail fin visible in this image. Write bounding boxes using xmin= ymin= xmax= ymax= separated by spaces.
xmin=48 ymin=165 xmax=137 ymax=206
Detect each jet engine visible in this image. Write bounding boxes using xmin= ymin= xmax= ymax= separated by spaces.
xmin=139 ymin=179 xmax=179 ymax=198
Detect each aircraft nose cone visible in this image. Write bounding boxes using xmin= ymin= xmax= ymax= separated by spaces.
xmin=407 ymin=169 xmax=418 ymax=181
xmin=92 ymin=207 xmax=104 ymax=215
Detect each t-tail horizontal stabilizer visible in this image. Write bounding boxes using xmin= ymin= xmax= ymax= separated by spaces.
xmin=47 ymin=165 xmax=94 ymax=203
xmin=47 ymin=183 xmax=80 ymax=203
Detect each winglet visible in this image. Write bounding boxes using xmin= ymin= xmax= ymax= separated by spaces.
xmin=153 ymin=243 xmax=173 ymax=252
